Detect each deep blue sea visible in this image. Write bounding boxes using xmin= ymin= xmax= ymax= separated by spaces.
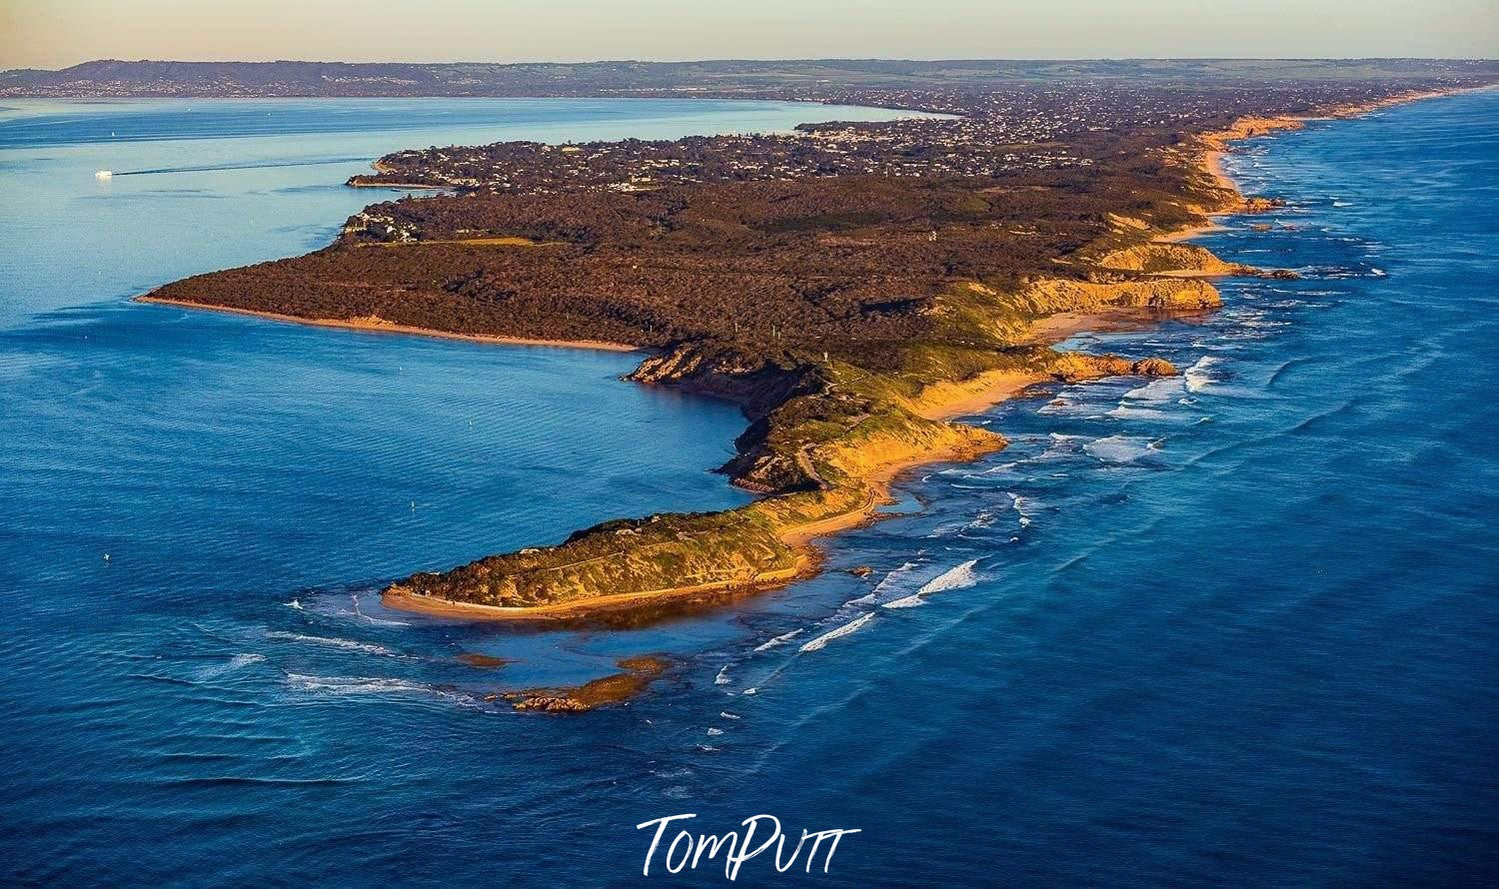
xmin=2 ymin=92 xmax=1495 ymax=887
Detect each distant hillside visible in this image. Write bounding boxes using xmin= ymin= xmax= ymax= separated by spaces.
xmin=4 ymin=58 xmax=1497 ymax=98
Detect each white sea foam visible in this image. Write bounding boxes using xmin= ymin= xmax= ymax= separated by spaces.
xmin=1184 ymin=356 xmax=1224 ymax=393
xmin=1123 ymin=377 xmax=1183 ymax=403
xmin=926 ymin=519 xmax=969 ymax=538
xmin=714 ymin=665 xmax=732 ymax=685
xmin=882 ymin=594 xmax=927 ymax=609
xmin=1038 ymin=433 xmax=1089 ymax=461
xmin=350 ymin=594 xmax=411 ymax=627
xmin=194 ymin=652 xmax=266 ymax=680
xmin=872 ymin=560 xmax=921 ymax=594
xmin=1037 ymin=395 xmax=1100 ymax=417
xmin=285 ymin=673 xmax=430 ymax=695
xmin=1085 ymin=436 xmax=1160 ymax=464
xmin=1107 ymin=405 xmax=1170 ymax=421
xmin=266 ymin=631 xmax=398 ymax=657
xmin=799 ymin=613 xmax=876 ymax=652
xmin=282 ymin=673 xmax=480 ymax=708
xmin=651 ymin=767 xmax=693 ymax=779
xmin=966 ymin=509 xmax=998 ymax=530
xmin=1011 ymin=494 xmax=1036 ymax=528
xmin=719 ymin=711 xmax=741 ymax=720
xmin=706 ymin=727 xmax=724 ymax=737
xmin=752 ymin=629 xmax=804 ymax=652
xmin=916 ymin=559 xmax=981 ymax=594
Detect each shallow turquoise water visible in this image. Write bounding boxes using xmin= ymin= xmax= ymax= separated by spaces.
xmin=3 ymin=93 xmax=1496 ymax=886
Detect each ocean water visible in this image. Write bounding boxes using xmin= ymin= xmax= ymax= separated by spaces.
xmin=3 ymin=92 xmax=1496 ymax=886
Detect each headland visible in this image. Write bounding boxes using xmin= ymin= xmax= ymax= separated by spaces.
xmin=124 ymin=66 xmax=1495 ymax=623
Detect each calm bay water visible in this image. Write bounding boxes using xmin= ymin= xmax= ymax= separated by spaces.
xmin=3 ymin=93 xmax=1496 ymax=886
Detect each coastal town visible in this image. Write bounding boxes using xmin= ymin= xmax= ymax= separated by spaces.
xmin=346 ymin=82 xmax=1443 ymax=194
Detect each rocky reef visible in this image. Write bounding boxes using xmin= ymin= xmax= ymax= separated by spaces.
xmin=503 ymin=655 xmax=671 ymax=713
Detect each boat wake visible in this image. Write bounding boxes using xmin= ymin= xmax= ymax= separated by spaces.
xmin=111 ymin=156 xmax=371 ymax=177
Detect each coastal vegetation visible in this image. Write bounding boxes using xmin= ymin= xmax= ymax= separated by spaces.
xmin=134 ymin=70 xmax=1496 ymax=618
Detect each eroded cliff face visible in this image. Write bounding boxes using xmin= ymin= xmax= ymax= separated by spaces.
xmin=1012 ymin=276 xmax=1222 ymax=316
xmin=1094 ymin=243 xmax=1250 ymax=276
xmin=1208 ymin=115 xmax=1307 ymax=145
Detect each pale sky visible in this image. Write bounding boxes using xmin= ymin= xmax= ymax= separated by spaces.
xmin=1 ymin=0 xmax=1495 ymax=69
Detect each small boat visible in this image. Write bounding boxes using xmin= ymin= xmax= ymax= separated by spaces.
xmin=94 ymin=170 xmax=113 ymax=180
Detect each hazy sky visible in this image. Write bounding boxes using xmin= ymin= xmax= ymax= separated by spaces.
xmin=2 ymin=0 xmax=1495 ymax=69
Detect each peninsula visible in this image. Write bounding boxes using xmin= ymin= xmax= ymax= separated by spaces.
xmin=93 ymin=60 xmax=1494 ymax=618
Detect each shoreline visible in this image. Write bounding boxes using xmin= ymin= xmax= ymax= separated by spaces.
xmin=383 ymin=432 xmax=1008 ymax=622
xmin=382 ymin=85 xmax=1479 ymax=622
xmin=135 ymin=294 xmax=640 ymax=353
xmin=349 ymin=180 xmax=454 ymax=190
xmin=1170 ymin=85 xmax=1491 ymax=240
xmin=136 ymin=86 xmax=1481 ymax=624
xmin=381 ymin=364 xmax=1079 ymax=622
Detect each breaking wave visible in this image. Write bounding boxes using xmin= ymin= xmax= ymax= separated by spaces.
xmin=1084 ymin=436 xmax=1161 ymax=464
xmin=753 ymin=629 xmax=805 ymax=652
xmin=799 ymin=613 xmax=876 ymax=652
xmin=915 ymin=559 xmax=981 ymax=594
xmin=1184 ymin=356 xmax=1225 ymax=393
xmin=872 ymin=560 xmax=922 ymax=594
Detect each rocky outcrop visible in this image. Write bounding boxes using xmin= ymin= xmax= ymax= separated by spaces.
xmin=1014 ymin=276 xmax=1222 ymax=317
xmin=1052 ymin=353 xmax=1178 ymax=381
xmin=1241 ymin=196 xmax=1286 ymax=214
xmin=1095 ymin=242 xmax=1250 ymax=277
xmin=505 ymin=656 xmax=670 ymax=713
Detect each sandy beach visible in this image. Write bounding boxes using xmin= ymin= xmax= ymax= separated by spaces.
xmin=136 ymin=294 xmax=639 ymax=352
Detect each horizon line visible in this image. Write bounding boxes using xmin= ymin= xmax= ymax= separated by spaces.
xmin=8 ymin=55 xmax=1497 ymax=74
